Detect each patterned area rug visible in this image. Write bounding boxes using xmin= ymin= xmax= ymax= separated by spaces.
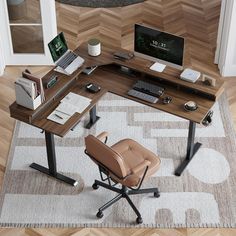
xmin=0 ymin=93 xmax=236 ymax=227
xmin=56 ymin=0 xmax=145 ymax=8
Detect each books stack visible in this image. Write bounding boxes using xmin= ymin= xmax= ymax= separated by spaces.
xmin=47 ymin=92 xmax=91 ymax=125
xmin=15 ymin=71 xmax=45 ymax=110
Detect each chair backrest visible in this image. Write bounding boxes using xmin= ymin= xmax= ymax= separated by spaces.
xmin=85 ymin=135 xmax=128 ymax=178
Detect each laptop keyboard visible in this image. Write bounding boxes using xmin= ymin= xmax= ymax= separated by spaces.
xmin=57 ymin=52 xmax=77 ymax=69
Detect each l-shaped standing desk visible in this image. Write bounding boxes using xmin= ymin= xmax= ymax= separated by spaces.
xmin=9 ymin=43 xmax=224 ymax=186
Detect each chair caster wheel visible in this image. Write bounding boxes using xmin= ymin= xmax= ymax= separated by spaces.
xmin=154 ymin=191 xmax=160 ymax=198
xmin=96 ymin=211 xmax=103 ymax=218
xmin=136 ymin=217 xmax=143 ymax=224
xmin=92 ymin=183 xmax=99 ymax=190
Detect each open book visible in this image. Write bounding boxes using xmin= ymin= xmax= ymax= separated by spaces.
xmin=47 ymin=92 xmax=91 ymax=125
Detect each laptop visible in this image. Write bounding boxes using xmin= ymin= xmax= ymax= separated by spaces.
xmin=48 ymin=32 xmax=84 ymax=75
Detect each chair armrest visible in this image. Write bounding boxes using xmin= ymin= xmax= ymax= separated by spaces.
xmin=122 ymin=161 xmax=150 ymax=188
xmin=96 ymin=132 xmax=109 ymax=143
xmin=131 ymin=160 xmax=151 ymax=174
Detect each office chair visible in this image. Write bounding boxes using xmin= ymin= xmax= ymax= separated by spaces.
xmin=84 ymin=132 xmax=161 ymax=224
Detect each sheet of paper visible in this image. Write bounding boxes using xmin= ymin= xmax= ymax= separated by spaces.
xmin=47 ymin=110 xmax=71 ymax=125
xmin=61 ymin=92 xmax=91 ymax=113
xmin=56 ymin=102 xmax=77 ymax=116
xmin=61 ymin=92 xmax=91 ymax=106
xmin=73 ymin=101 xmax=90 ymax=113
xmin=150 ymin=62 xmax=166 ymax=72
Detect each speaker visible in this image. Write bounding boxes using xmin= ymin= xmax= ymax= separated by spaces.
xmin=88 ymin=39 xmax=101 ymax=57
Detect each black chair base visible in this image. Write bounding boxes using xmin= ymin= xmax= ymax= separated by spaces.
xmin=92 ymin=179 xmax=160 ymax=224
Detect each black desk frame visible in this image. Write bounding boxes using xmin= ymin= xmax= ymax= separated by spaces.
xmin=29 ymin=105 xmax=202 ymax=185
xmin=175 ymin=121 xmax=202 ymax=176
xmin=30 ymin=105 xmax=99 ymax=186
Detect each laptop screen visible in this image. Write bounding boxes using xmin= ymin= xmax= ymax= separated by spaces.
xmin=48 ymin=32 xmax=68 ymax=62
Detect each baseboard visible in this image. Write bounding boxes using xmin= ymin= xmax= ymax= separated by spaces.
xmin=0 ymin=58 xmax=5 ymax=76
xmin=0 ymin=63 xmax=5 ymax=76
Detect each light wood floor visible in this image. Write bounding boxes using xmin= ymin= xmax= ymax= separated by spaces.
xmin=0 ymin=0 xmax=236 ymax=235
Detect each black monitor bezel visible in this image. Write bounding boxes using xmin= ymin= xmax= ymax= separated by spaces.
xmin=134 ymin=24 xmax=185 ymax=69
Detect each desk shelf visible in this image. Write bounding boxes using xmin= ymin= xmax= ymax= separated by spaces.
xmin=83 ymin=64 xmax=215 ymax=124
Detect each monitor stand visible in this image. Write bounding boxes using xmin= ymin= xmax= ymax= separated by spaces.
xmin=150 ymin=62 xmax=166 ymax=72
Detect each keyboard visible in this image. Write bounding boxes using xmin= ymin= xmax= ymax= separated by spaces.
xmin=133 ymin=80 xmax=165 ymax=97
xmin=57 ymin=51 xmax=78 ymax=69
xmin=128 ymin=89 xmax=159 ymax=103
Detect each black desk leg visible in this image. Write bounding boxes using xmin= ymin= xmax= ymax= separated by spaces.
xmin=175 ymin=121 xmax=202 ymax=176
xmin=30 ymin=131 xmax=78 ymax=186
xmin=85 ymin=105 xmax=100 ymax=129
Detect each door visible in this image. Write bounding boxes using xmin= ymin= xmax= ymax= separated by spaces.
xmin=215 ymin=0 xmax=236 ymax=76
xmin=0 ymin=0 xmax=57 ymax=65
xmin=214 ymin=0 xmax=226 ymax=65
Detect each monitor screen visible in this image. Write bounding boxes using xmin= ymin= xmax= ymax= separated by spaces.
xmin=134 ymin=24 xmax=184 ymax=67
xmin=48 ymin=32 xmax=68 ymax=62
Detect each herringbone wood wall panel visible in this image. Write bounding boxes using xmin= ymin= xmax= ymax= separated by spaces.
xmin=1 ymin=0 xmax=236 ymax=235
xmin=57 ymin=0 xmax=221 ymax=73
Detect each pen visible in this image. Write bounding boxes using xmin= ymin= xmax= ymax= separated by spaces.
xmin=55 ymin=113 xmax=63 ymax=119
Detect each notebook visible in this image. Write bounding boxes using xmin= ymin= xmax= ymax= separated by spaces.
xmin=47 ymin=92 xmax=91 ymax=124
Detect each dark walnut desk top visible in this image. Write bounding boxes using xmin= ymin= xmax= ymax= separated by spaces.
xmin=9 ymin=43 xmax=224 ymax=137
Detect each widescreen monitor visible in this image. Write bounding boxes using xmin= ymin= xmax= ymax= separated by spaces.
xmin=134 ymin=24 xmax=185 ymax=70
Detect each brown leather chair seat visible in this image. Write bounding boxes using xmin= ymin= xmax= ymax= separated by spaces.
xmin=111 ymin=139 xmax=160 ymax=187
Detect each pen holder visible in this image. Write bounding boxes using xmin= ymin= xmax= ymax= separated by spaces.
xmin=15 ymin=83 xmax=42 ymax=110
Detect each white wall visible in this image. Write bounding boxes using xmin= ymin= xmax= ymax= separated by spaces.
xmin=216 ymin=0 xmax=236 ymax=77
xmin=0 ymin=36 xmax=6 ymax=76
